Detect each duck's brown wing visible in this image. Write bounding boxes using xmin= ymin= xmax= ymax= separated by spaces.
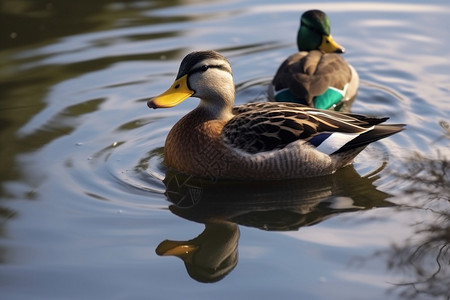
xmin=225 ymin=102 xmax=396 ymax=154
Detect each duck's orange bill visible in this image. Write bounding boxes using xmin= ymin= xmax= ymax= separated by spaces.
xmin=148 ymin=74 xmax=194 ymax=109
xmin=155 ymin=240 xmax=198 ymax=264
xmin=319 ymin=34 xmax=345 ymax=53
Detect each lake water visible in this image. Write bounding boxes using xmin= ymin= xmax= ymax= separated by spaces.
xmin=1 ymin=1 xmax=449 ymax=299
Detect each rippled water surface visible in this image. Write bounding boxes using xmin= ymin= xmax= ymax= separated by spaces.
xmin=1 ymin=1 xmax=450 ymax=299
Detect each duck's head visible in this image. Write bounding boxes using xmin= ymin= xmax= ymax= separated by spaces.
xmin=297 ymin=10 xmax=345 ymax=53
xmin=148 ymin=50 xmax=235 ymax=120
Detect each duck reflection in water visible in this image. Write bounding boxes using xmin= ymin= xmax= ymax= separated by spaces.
xmin=156 ymin=165 xmax=395 ymax=283
xmin=156 ymin=222 xmax=239 ymax=283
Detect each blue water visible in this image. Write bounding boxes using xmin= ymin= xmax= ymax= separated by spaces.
xmin=1 ymin=1 xmax=449 ymax=299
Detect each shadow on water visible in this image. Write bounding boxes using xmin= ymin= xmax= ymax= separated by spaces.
xmin=155 ymin=165 xmax=395 ymax=283
xmin=370 ymin=153 xmax=450 ymax=300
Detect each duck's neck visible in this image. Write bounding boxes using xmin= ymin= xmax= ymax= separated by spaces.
xmin=196 ymin=97 xmax=234 ymax=122
xmin=297 ymin=28 xmax=321 ymax=51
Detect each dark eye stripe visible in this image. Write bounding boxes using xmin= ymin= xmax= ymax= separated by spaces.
xmin=188 ymin=64 xmax=228 ymax=76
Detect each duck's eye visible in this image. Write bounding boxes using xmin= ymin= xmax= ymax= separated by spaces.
xmin=189 ymin=64 xmax=212 ymax=76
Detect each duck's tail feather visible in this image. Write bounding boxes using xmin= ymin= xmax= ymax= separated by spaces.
xmin=333 ymin=124 xmax=405 ymax=154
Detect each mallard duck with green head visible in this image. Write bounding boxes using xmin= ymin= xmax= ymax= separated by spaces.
xmin=269 ymin=10 xmax=359 ymax=110
xmin=148 ymin=50 xmax=402 ymax=181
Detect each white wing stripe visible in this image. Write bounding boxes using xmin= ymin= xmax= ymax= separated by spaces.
xmin=315 ymin=132 xmax=360 ymax=155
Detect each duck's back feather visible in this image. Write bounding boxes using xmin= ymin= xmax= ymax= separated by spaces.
xmin=272 ymin=51 xmax=352 ymax=106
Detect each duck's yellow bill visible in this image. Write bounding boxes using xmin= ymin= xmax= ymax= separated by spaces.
xmin=148 ymin=74 xmax=194 ymax=109
xmin=319 ymin=35 xmax=345 ymax=53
